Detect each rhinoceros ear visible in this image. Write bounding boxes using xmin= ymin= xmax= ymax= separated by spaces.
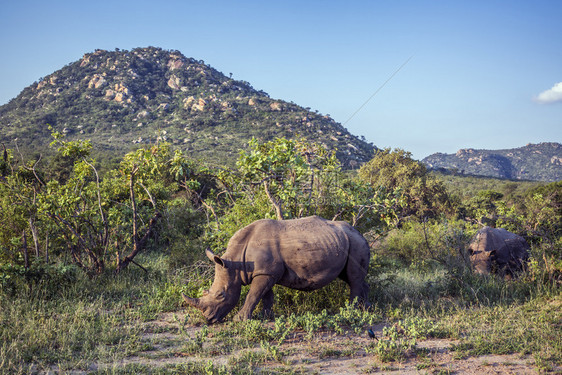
xmin=206 ymin=248 xmax=229 ymax=269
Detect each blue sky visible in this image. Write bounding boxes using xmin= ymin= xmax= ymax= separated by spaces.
xmin=1 ymin=0 xmax=560 ymax=159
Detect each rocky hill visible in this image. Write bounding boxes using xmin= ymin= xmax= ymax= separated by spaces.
xmin=0 ymin=47 xmax=374 ymax=167
xmin=423 ymin=143 xmax=562 ymax=182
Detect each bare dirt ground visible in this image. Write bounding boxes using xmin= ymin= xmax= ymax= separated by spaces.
xmin=92 ymin=312 xmax=547 ymax=374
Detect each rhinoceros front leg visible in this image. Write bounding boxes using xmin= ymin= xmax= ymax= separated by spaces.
xmin=234 ymin=275 xmax=276 ymax=321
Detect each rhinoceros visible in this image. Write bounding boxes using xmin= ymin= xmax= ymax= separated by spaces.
xmin=468 ymin=226 xmax=530 ymax=278
xmin=182 ymin=215 xmax=371 ymax=323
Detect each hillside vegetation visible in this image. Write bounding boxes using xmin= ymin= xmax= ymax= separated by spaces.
xmin=423 ymin=142 xmax=562 ymax=182
xmin=0 ymin=47 xmax=374 ymax=167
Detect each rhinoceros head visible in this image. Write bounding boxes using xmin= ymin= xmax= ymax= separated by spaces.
xmin=182 ymin=248 xmax=242 ymax=323
xmin=469 ymin=249 xmax=496 ymax=275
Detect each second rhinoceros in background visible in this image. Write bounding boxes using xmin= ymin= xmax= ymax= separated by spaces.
xmin=469 ymin=226 xmax=530 ymax=278
xmin=183 ymin=216 xmax=371 ymax=323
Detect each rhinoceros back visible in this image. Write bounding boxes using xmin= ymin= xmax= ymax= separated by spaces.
xmin=277 ymin=216 xmax=350 ymax=290
xmin=229 ymin=216 xmax=351 ymax=291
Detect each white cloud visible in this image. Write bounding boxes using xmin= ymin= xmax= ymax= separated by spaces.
xmin=535 ymin=82 xmax=562 ymax=104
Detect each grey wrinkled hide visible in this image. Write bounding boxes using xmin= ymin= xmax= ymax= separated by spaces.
xmin=183 ymin=216 xmax=371 ymax=323
xmin=468 ymin=226 xmax=529 ymax=278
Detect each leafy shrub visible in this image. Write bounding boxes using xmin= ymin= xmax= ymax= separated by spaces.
xmin=204 ymin=192 xmax=275 ymax=251
xmin=152 ymin=199 xmax=206 ymax=270
xmin=380 ymin=219 xmax=475 ymax=269
xmin=358 ymin=148 xmax=451 ymax=219
xmin=272 ymin=280 xmax=349 ymax=317
xmin=0 ymin=262 xmax=79 ymax=299
xmin=364 ymin=317 xmax=439 ymax=362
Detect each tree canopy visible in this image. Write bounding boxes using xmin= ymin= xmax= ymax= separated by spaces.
xmin=358 ymin=148 xmax=450 ymax=220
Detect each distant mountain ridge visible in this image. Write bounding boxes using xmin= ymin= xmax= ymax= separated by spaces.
xmin=422 ymin=142 xmax=562 ymax=182
xmin=0 ymin=47 xmax=374 ymax=167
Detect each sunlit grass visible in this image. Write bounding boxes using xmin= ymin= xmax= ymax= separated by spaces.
xmin=0 ymin=250 xmax=560 ymax=373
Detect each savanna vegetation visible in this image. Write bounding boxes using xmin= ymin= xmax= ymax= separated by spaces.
xmin=1 ymin=135 xmax=560 ymax=374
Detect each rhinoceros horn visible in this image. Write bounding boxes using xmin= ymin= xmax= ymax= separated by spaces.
xmin=182 ymin=293 xmax=200 ymax=308
xmin=205 ymin=248 xmax=229 ymax=268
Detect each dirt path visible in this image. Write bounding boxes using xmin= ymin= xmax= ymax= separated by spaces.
xmin=95 ymin=312 xmax=541 ymax=374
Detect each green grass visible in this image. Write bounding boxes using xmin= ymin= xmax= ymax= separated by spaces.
xmin=0 ymin=250 xmax=560 ymax=374
xmin=0 ymin=294 xmax=143 ymax=372
xmin=443 ymin=296 xmax=562 ymax=372
xmin=0 ymin=252 xmax=185 ymax=374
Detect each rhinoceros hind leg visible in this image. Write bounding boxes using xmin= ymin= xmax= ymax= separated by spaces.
xmin=343 ymin=238 xmax=371 ymax=308
xmin=234 ymin=275 xmax=277 ymax=321
xmin=261 ymin=289 xmax=275 ymax=320
xmin=352 ymin=281 xmax=371 ymax=308
xmin=340 ymin=268 xmax=370 ymax=307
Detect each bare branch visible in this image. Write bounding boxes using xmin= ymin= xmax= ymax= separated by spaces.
xmin=263 ymin=180 xmax=284 ymax=220
xmin=82 ymin=158 xmax=109 ymax=252
xmin=138 ymin=181 xmax=157 ymax=209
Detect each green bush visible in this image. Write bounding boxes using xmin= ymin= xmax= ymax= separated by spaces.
xmin=380 ymin=219 xmax=476 ymax=268
xmin=151 ymin=200 xmax=206 ymax=270
xmin=0 ymin=262 xmax=79 ymax=299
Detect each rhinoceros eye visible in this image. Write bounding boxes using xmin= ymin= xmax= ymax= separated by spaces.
xmin=214 ymin=291 xmax=226 ymax=301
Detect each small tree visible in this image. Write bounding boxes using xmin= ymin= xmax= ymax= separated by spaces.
xmin=38 ymin=132 xmax=109 ymax=273
xmin=0 ymin=146 xmax=44 ymax=268
xmin=495 ymin=182 xmax=562 ymax=282
xmin=38 ymin=132 xmax=174 ymax=274
xmin=358 ymin=148 xmax=450 ymax=221
xmin=465 ymin=190 xmax=504 ymax=226
xmin=236 ymin=137 xmax=340 ymax=220
xmin=206 ymin=137 xmax=402 ymax=249
xmin=113 ymin=145 xmax=175 ymax=272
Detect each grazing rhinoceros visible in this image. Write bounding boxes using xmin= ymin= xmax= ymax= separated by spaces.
xmin=468 ymin=226 xmax=530 ymax=278
xmin=182 ymin=215 xmax=371 ymax=323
